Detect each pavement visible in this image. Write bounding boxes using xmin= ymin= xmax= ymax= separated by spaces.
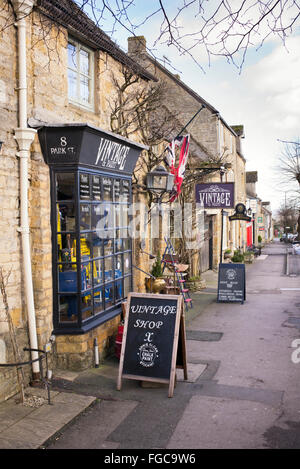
xmin=1 ymin=241 xmax=300 ymax=450
xmin=0 ymin=269 xmax=218 ymax=450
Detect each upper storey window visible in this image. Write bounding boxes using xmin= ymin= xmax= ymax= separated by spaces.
xmin=67 ymin=39 xmax=94 ymax=110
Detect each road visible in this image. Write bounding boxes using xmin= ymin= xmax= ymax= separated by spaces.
xmin=46 ymin=240 xmax=300 ymax=450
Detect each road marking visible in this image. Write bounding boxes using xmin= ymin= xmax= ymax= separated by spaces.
xmin=280 ymin=288 xmax=300 ymax=291
xmin=257 ymin=255 xmax=268 ymax=260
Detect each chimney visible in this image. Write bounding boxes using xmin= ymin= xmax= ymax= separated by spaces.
xmin=128 ymin=36 xmax=147 ymax=55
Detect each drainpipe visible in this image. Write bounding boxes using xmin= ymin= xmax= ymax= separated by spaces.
xmin=12 ymin=0 xmax=39 ymax=380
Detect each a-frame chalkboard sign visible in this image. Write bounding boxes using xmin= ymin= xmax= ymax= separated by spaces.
xmin=117 ymin=293 xmax=187 ymax=397
xmin=217 ymin=263 xmax=246 ymax=304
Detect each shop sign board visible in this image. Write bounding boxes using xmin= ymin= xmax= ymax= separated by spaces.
xmin=229 ymin=203 xmax=251 ymax=222
xmin=38 ymin=124 xmax=148 ymax=175
xmin=217 ymin=263 xmax=246 ymax=304
xmin=195 ymin=183 xmax=234 ymax=208
xmin=117 ymin=293 xmax=187 ymax=397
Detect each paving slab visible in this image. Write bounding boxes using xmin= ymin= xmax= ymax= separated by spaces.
xmin=0 ymin=387 xmax=96 ymax=449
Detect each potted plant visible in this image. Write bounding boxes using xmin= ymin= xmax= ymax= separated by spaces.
xmin=185 ymin=275 xmax=206 ymax=292
xmin=145 ymin=252 xmax=166 ymax=293
xmin=224 ymin=249 xmax=232 ymax=260
xmin=231 ymin=249 xmax=244 ymax=263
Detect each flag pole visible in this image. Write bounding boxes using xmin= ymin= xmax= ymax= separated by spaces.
xmin=175 ymin=104 xmax=206 ymax=139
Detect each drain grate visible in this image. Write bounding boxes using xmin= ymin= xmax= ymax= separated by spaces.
xmin=186 ymin=330 xmax=223 ymax=342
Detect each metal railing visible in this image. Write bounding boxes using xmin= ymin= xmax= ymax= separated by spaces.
xmin=0 ymin=346 xmax=52 ymax=404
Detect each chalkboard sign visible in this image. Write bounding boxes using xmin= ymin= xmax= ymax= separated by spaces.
xmin=217 ymin=263 xmax=246 ymax=304
xmin=117 ymin=293 xmax=186 ymax=397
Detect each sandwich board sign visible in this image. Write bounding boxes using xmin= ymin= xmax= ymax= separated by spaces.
xmin=217 ymin=263 xmax=246 ymax=304
xmin=117 ymin=293 xmax=187 ymax=397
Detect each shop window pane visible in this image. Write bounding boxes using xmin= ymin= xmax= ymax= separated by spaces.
xmin=92 ymin=232 xmax=103 ymax=258
xmin=81 ymin=262 xmax=92 ymax=291
xmin=115 ymin=230 xmax=122 ymax=252
xmin=124 ymin=252 xmax=131 ymax=274
xmin=81 ymin=293 xmax=93 ymax=320
xmin=80 ymin=234 xmax=92 ymax=263
xmin=92 ymin=175 xmax=101 ymax=201
xmin=57 ymin=234 xmax=76 ymax=265
xmin=56 ymin=173 xmax=75 ymax=201
xmin=114 ymin=179 xmax=121 ymax=202
xmin=104 ymin=257 xmax=113 ymax=283
xmin=115 ymin=279 xmax=123 ymax=303
xmin=59 ymin=295 xmax=78 ymax=322
xmin=79 ymin=173 xmax=90 ymax=200
xmin=104 ymin=239 xmax=113 ymax=257
xmin=123 ymin=237 xmax=130 ymax=252
xmin=104 ymin=283 xmax=114 ymax=308
xmin=94 ymin=288 xmax=103 ymax=314
xmin=93 ymin=258 xmax=103 ymax=286
xmin=115 ymin=254 xmax=123 ymax=278
xmin=120 ymin=205 xmax=129 ymax=227
xmin=94 ymin=203 xmax=114 ymax=234
xmin=92 ymin=204 xmax=102 ymax=230
xmin=115 ymin=204 xmax=120 ymax=228
xmin=80 ymin=204 xmax=91 ymax=231
xmin=121 ymin=180 xmax=130 ymax=202
xmin=57 ymin=203 xmax=76 ymax=232
xmin=58 ymin=268 xmax=78 ymax=293
xmin=103 ymin=177 xmax=113 ymax=201
xmin=124 ymin=276 xmax=131 ymax=298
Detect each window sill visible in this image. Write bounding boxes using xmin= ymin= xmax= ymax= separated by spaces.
xmin=52 ymin=303 xmax=122 ymax=335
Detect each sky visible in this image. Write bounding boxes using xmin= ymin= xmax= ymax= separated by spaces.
xmin=84 ymin=0 xmax=300 ymax=214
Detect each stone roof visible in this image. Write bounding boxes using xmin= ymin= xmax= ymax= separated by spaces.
xmin=37 ymin=0 xmax=156 ymax=82
xmin=246 ymin=171 xmax=258 ymax=183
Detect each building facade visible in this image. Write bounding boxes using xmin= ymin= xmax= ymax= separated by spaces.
xmin=0 ymin=1 xmax=258 ymax=403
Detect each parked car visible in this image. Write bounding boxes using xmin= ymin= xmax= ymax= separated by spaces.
xmin=293 ymin=243 xmax=300 ymax=255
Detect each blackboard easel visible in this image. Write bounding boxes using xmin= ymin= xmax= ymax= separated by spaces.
xmin=117 ymin=293 xmax=187 ymax=397
xmin=217 ymin=263 xmax=246 ymax=304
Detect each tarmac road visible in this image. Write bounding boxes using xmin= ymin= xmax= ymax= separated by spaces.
xmin=41 ymin=239 xmax=300 ymax=450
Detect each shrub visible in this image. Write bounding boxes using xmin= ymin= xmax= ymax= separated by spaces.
xmin=151 ymin=252 xmax=163 ymax=278
xmin=231 ymin=250 xmax=244 ymax=263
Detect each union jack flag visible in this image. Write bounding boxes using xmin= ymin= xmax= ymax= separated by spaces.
xmin=164 ymin=134 xmax=190 ymax=202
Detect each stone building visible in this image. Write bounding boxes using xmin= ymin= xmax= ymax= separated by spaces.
xmin=0 ymin=0 xmax=157 ymax=402
xmin=246 ymin=172 xmax=273 ymax=245
xmin=0 ymin=1 xmax=250 ymax=403
xmin=127 ymin=36 xmax=247 ymax=270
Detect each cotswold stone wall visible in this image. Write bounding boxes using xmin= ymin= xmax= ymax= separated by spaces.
xmin=0 ymin=3 xmax=30 ymax=400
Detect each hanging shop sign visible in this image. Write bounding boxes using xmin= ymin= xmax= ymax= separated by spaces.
xmin=195 ymin=183 xmax=234 ymax=208
xmin=229 ymin=203 xmax=251 ymax=222
xmin=117 ymin=293 xmax=187 ymax=398
xmin=217 ymin=263 xmax=246 ymax=304
xmin=38 ymin=124 xmax=148 ymax=175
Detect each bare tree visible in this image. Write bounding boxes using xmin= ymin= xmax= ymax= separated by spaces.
xmin=73 ymin=0 xmax=300 ymax=71
xmin=2 ymin=1 xmax=299 ymax=71
xmin=277 ymin=141 xmax=300 ymax=239
xmin=278 ymin=140 xmax=300 ymax=185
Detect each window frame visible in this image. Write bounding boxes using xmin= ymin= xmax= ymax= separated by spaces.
xmin=51 ymin=166 xmax=132 ymax=335
xmin=67 ymin=37 xmax=95 ymax=111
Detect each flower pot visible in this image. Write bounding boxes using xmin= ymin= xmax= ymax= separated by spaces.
xmin=145 ymin=277 xmax=166 ymax=293
xmin=152 ymin=278 xmax=166 ymax=293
